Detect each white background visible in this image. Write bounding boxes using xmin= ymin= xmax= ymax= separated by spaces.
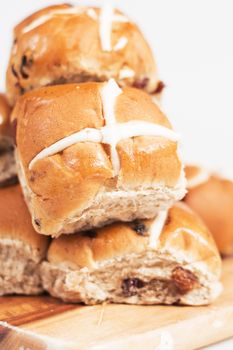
xmin=0 ymin=1 xmax=233 ymax=348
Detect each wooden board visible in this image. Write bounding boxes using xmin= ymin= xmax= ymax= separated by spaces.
xmin=0 ymin=258 xmax=233 ymax=350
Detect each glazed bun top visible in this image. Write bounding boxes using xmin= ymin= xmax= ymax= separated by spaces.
xmin=13 ymin=80 xmax=183 ymax=235
xmin=47 ymin=202 xmax=221 ymax=278
xmin=13 ymin=80 xmax=181 ymax=183
xmin=0 ymin=93 xmax=12 ymax=137
xmin=6 ymin=3 xmax=161 ymax=105
xmin=0 ymin=185 xmax=49 ymax=253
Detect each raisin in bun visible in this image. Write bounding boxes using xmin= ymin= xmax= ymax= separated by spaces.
xmin=0 ymin=93 xmax=17 ymax=187
xmin=13 ymin=80 xmax=186 ymax=237
xmin=40 ymin=202 xmax=222 ymax=305
xmin=185 ymin=165 xmax=233 ymax=256
xmin=6 ymin=3 xmax=162 ymax=106
xmin=0 ymin=185 xmax=49 ymax=295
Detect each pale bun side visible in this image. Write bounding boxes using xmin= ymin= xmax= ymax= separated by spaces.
xmin=0 ymin=239 xmax=45 ymax=295
xmin=0 ymin=185 xmax=49 ymax=252
xmin=6 ymin=4 xmax=161 ymax=105
xmin=14 ymin=82 xmax=185 ymax=236
xmin=0 ymin=185 xmax=49 ymax=295
xmin=185 ymin=165 xmax=233 ymax=256
xmin=41 ymin=202 xmax=221 ymax=305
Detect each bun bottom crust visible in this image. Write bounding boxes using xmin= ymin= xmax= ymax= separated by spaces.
xmin=52 ymin=184 xmax=186 ymax=236
xmin=17 ymin=152 xmax=185 ymax=236
xmin=0 ymin=239 xmax=44 ymax=295
xmin=41 ymin=253 xmax=221 ymax=306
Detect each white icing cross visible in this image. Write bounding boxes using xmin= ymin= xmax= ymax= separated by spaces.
xmin=22 ymin=7 xmax=88 ymax=34
xmin=0 ymin=115 xmax=4 ymax=125
xmin=149 ymin=211 xmax=168 ymax=249
xmin=22 ymin=4 xmax=129 ymax=53
xmin=172 ymin=228 xmax=212 ymax=248
xmin=100 ymin=79 xmax=122 ymax=174
xmin=29 ymin=79 xmax=180 ymax=174
xmin=99 ymin=2 xmax=114 ymax=52
xmin=113 ymin=36 xmax=128 ymax=51
xmin=186 ymin=168 xmax=210 ymax=189
xmin=99 ymin=2 xmax=129 ymax=51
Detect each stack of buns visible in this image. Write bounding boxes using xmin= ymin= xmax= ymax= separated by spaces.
xmin=0 ymin=3 xmax=226 ymax=306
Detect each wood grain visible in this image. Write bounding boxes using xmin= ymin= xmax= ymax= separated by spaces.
xmin=0 ymin=258 xmax=233 ymax=350
xmin=0 ymin=295 xmax=76 ymax=326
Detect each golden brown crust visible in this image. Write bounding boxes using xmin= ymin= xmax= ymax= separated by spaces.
xmin=13 ymin=83 xmax=179 ymax=171
xmin=0 ymin=185 xmax=49 ymax=253
xmin=13 ymin=83 xmax=104 ymax=165
xmin=15 ymin=4 xmax=71 ymax=33
xmin=0 ymin=93 xmax=12 ymax=138
xmin=6 ymin=4 xmax=159 ymax=105
xmin=115 ymin=87 xmax=170 ymax=127
xmin=48 ymin=223 xmax=148 ymax=268
xmin=118 ymin=137 xmax=181 ymax=188
xmin=13 ymin=83 xmax=182 ymax=234
xmin=47 ymin=202 xmax=221 ymax=278
xmin=159 ymin=203 xmax=220 ymax=275
xmin=185 ymin=165 xmax=200 ymax=182
xmin=185 ymin=166 xmax=233 ymax=256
